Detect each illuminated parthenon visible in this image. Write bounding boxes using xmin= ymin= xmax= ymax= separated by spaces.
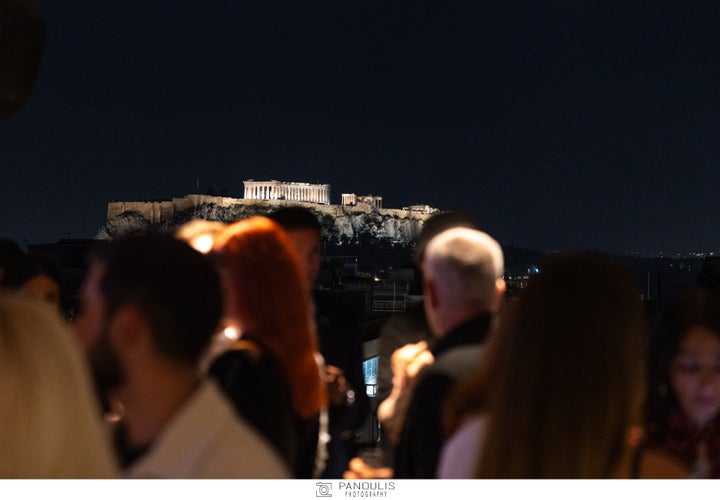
xmin=243 ymin=179 xmax=331 ymax=205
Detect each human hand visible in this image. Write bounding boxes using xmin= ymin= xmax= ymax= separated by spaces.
xmin=343 ymin=456 xmax=394 ymax=480
xmin=391 ymin=340 xmax=433 ymax=389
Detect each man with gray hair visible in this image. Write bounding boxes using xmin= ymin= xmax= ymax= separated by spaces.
xmin=393 ymin=227 xmax=505 ymax=478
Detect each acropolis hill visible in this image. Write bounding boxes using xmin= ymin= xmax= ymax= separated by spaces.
xmin=99 ymin=180 xmax=438 ymax=246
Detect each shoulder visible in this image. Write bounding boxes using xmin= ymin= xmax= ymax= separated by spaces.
xmin=197 ymin=382 xmax=291 ymax=478
xmin=208 ymin=347 xmax=291 ymax=411
xmin=379 ymin=310 xmax=434 ymax=355
xmin=437 ymin=414 xmax=487 ymax=479
xmin=407 ymin=345 xmax=484 ymax=417
xmin=427 ymin=344 xmax=484 ymax=379
xmin=210 ymin=345 xmax=283 ymax=378
xmin=127 ymin=381 xmax=290 ymax=478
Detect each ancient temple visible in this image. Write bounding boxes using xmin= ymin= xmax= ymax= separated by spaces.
xmin=243 ymin=179 xmax=330 ymax=204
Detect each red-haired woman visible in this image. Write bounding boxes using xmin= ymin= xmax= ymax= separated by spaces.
xmin=209 ymin=216 xmax=328 ymax=478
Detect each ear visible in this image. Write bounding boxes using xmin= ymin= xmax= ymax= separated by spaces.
xmin=423 ymin=277 xmax=444 ymax=336
xmin=423 ymin=277 xmax=440 ymax=311
xmin=109 ymin=305 xmax=154 ymax=357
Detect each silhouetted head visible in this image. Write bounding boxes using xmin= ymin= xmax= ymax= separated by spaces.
xmin=2 ymin=254 xmax=62 ymax=312
xmin=413 ymin=210 xmax=477 ymax=266
xmin=269 ymin=206 xmax=323 ymax=292
xmin=0 ymin=238 xmax=25 ymax=285
xmin=75 ymin=231 xmax=222 ymax=377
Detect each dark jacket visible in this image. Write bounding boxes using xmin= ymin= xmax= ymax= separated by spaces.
xmin=314 ymin=291 xmax=371 ymax=478
xmin=394 ymin=313 xmax=493 ymax=478
xmin=209 ymin=346 xmax=320 ymax=478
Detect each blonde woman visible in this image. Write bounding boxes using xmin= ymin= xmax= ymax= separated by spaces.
xmin=0 ymin=293 xmax=118 ymax=478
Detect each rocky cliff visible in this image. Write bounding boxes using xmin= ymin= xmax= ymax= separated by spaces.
xmin=97 ymin=201 xmax=426 ymax=249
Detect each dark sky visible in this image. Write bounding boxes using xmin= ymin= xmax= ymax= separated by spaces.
xmin=4 ymin=0 xmax=720 ymax=255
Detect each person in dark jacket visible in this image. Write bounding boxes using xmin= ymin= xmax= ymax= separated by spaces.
xmin=392 ymin=227 xmax=505 ymax=478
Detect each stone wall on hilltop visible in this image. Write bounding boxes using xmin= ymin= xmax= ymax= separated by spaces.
xmin=99 ymin=194 xmax=433 ymax=246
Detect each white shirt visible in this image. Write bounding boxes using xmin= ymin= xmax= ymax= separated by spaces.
xmin=436 ymin=414 xmax=487 ymax=479
xmin=125 ymin=379 xmax=291 ymax=479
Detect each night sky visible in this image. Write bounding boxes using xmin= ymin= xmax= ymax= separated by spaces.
xmin=4 ymin=0 xmax=720 ymax=256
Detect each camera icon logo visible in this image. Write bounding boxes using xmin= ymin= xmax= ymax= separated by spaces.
xmin=316 ymin=482 xmax=332 ymax=497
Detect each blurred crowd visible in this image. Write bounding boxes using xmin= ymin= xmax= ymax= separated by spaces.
xmin=1 ymin=208 xmax=719 ymax=479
